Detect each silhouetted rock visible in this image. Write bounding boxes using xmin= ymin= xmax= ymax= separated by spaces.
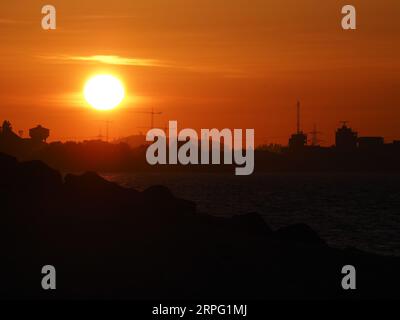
xmin=0 ymin=152 xmax=399 ymax=300
xmin=64 ymin=171 xmax=134 ymax=199
xmin=143 ymin=185 xmax=174 ymax=200
xmin=230 ymin=212 xmax=272 ymax=236
xmin=275 ymin=223 xmax=327 ymax=246
xmin=142 ymin=185 xmax=197 ymax=218
xmin=0 ymin=151 xmax=17 ymax=167
xmin=18 ymin=160 xmax=62 ymax=190
xmin=0 ymin=152 xmax=18 ymax=184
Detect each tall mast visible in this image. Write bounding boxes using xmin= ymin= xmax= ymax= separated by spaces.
xmin=297 ymin=101 xmax=300 ymax=134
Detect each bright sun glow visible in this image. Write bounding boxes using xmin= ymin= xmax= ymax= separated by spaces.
xmin=84 ymin=75 xmax=125 ymax=110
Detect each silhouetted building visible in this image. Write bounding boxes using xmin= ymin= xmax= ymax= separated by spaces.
xmin=358 ymin=137 xmax=384 ymax=150
xmin=289 ymin=133 xmax=307 ymax=150
xmin=393 ymin=140 xmax=400 ymax=146
xmin=29 ymin=125 xmax=50 ymax=143
xmin=335 ymin=122 xmax=357 ymax=151
xmin=288 ymin=101 xmax=307 ymax=150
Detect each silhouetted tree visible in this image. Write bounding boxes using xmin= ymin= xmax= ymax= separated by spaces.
xmin=1 ymin=120 xmax=12 ymax=134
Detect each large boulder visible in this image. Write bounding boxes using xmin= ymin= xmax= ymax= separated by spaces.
xmin=275 ymin=223 xmax=326 ymax=246
xmin=230 ymin=212 xmax=272 ymax=236
xmin=16 ymin=160 xmax=62 ymax=191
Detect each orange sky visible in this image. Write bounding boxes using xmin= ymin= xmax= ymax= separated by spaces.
xmin=0 ymin=0 xmax=399 ymax=145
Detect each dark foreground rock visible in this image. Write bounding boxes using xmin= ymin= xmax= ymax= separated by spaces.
xmin=0 ymin=152 xmax=399 ymax=300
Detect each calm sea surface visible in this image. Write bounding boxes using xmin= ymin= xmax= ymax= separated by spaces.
xmin=101 ymin=172 xmax=400 ymax=256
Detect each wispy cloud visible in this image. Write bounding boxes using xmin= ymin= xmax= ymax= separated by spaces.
xmin=38 ymin=54 xmax=250 ymax=78
xmin=0 ymin=18 xmax=32 ymax=25
xmin=64 ymin=15 xmax=137 ymax=21
xmin=68 ymin=55 xmax=165 ymax=67
xmin=39 ymin=55 xmax=166 ymax=68
xmin=0 ymin=19 xmax=19 ymax=24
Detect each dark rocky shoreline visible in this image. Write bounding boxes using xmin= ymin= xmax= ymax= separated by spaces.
xmin=0 ymin=151 xmax=399 ymax=299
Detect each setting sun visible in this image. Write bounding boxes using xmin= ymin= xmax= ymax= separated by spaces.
xmin=84 ymin=75 xmax=125 ymax=111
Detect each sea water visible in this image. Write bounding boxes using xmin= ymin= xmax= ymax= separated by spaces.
xmin=101 ymin=172 xmax=400 ymax=256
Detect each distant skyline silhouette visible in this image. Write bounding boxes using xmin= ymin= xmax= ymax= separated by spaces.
xmin=2 ymin=117 xmax=400 ymax=174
